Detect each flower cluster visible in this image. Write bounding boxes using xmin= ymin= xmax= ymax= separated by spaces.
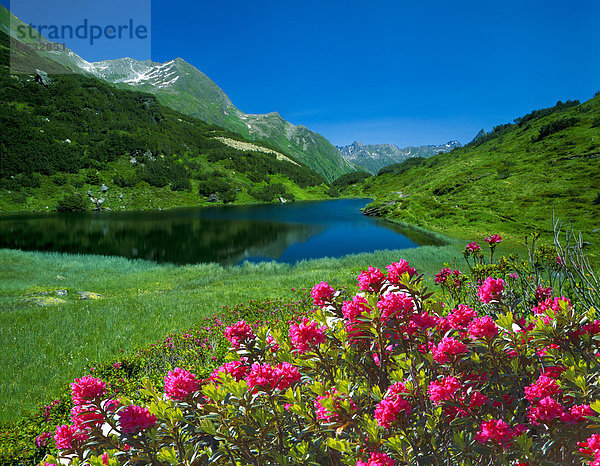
xmin=224 ymin=320 xmax=256 ymax=347
xmin=42 ymin=241 xmax=600 ymax=466
xmin=311 ymin=281 xmax=334 ymax=307
xmin=478 ymin=276 xmax=505 ymax=303
xmin=164 ymin=367 xmax=200 ymax=400
xmin=289 ymin=317 xmax=327 ymax=353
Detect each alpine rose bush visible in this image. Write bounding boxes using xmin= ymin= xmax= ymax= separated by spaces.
xmin=41 ymin=237 xmax=600 ymax=466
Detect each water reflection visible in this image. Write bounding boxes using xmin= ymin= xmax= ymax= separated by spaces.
xmin=0 ymin=199 xmax=441 ymax=265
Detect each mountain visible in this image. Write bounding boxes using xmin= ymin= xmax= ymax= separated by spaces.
xmin=470 ymin=128 xmax=487 ymax=144
xmin=346 ymin=96 xmax=600 ymax=253
xmin=0 ymin=29 xmax=337 ymax=213
xmin=336 ymin=140 xmax=461 ymax=174
xmin=0 ymin=4 xmax=352 ymax=182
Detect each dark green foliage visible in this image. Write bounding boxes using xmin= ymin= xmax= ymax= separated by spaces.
xmin=514 ymin=100 xmax=580 ymax=126
xmin=197 ymin=179 xmax=232 ymax=197
xmin=0 ymin=173 xmax=42 ymax=191
xmin=207 ymin=150 xmax=324 ymax=188
xmin=51 ymin=173 xmax=68 ymax=186
xmin=113 ymin=173 xmax=139 ymax=188
xmin=250 ymin=183 xmax=287 ymax=202
xmin=533 ymin=117 xmax=579 ymax=142
xmin=593 ymin=193 xmax=600 ymax=205
xmin=197 ymin=178 xmax=236 ymax=202
xmin=138 ymin=157 xmax=190 ymax=190
xmin=56 ymin=193 xmax=87 ymax=212
xmin=377 ymin=157 xmax=427 ymax=176
xmin=326 ymin=186 xmax=339 ymax=197
xmin=331 ymin=171 xmax=371 ymax=189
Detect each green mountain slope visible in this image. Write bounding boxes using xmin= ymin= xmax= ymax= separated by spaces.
xmin=0 ymin=4 xmax=353 ymax=182
xmin=348 ymin=96 xmax=600 ymax=251
xmin=0 ymin=31 xmax=333 ymax=213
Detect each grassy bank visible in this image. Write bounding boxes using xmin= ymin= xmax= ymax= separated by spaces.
xmin=0 ymin=239 xmax=463 ymax=423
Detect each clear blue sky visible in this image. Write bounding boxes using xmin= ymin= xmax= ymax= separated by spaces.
xmin=4 ymin=0 xmax=600 ymax=147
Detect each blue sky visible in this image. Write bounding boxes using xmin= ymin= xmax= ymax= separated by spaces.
xmin=4 ymin=0 xmax=599 ymax=147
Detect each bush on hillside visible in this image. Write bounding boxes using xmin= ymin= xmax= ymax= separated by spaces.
xmin=378 ymin=157 xmax=426 ymax=176
xmin=39 ymin=233 xmax=600 ymax=465
xmin=250 ymin=182 xmax=287 ymax=202
xmin=56 ymin=193 xmax=87 ymax=212
xmin=533 ymin=117 xmax=580 ymax=142
xmin=331 ymin=171 xmax=371 ymax=189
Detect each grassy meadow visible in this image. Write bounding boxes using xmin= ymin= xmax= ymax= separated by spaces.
xmin=0 ymin=238 xmax=464 ymax=424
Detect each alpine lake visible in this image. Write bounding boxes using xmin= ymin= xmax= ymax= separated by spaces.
xmin=0 ymin=199 xmax=442 ymax=265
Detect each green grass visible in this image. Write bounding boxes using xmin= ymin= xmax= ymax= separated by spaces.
xmin=0 ymin=239 xmax=464 ymax=424
xmin=347 ymin=94 xmax=600 ymax=259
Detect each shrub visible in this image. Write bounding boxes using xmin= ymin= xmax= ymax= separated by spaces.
xmin=331 ymin=171 xmax=371 ymax=189
xmin=250 ymin=182 xmax=287 ymax=202
xmin=56 ymin=193 xmax=87 ymax=212
xmin=534 ymin=117 xmax=579 ymax=141
xmin=112 ymin=173 xmax=139 ymax=188
xmin=51 ymin=173 xmax=69 ymax=186
xmin=40 ymin=235 xmax=600 ymax=465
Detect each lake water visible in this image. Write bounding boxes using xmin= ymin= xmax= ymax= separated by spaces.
xmin=0 ymin=199 xmax=441 ymax=265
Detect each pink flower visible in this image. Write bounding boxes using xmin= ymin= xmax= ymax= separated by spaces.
xmin=311 ymin=281 xmax=335 ymax=307
xmin=477 ymin=277 xmax=504 ymax=304
xmin=387 ymin=381 xmax=409 ymax=398
xmin=164 ymin=367 xmax=200 ymax=401
xmin=266 ymin=335 xmax=280 ymax=351
xmin=467 ymin=316 xmax=498 ymax=340
xmin=484 ymin=234 xmax=502 ymax=245
xmin=532 ymin=296 xmax=571 ymax=317
xmin=432 ymin=337 xmax=468 ymax=364
xmin=210 ymin=360 xmax=249 ymax=381
xmin=35 ymin=431 xmax=52 ymax=447
xmin=119 ymin=405 xmax=157 ymax=434
xmin=578 ymin=434 xmax=600 ymax=460
xmin=246 ymin=362 xmax=300 ymax=392
xmin=466 ymin=242 xmax=482 ymax=252
xmin=527 ymin=396 xmax=565 ymax=425
xmin=314 ymin=388 xmax=357 ymax=422
xmin=224 ymin=320 xmax=255 ymax=348
xmin=70 ymin=404 xmax=104 ymax=431
xmin=411 ymin=312 xmax=438 ymax=330
xmin=428 ymin=376 xmax=461 ymax=404
xmin=475 ymin=419 xmax=524 ymax=447
xmin=386 ymin=260 xmax=416 ymax=283
xmin=524 ymin=374 xmax=562 ymax=402
xmin=374 ymin=397 xmax=411 ymax=428
xmin=574 ymin=320 xmax=600 ymax=337
xmin=273 ymin=362 xmax=302 ymax=391
xmin=466 ymin=390 xmax=489 ymax=409
xmin=434 ymin=267 xmax=452 ymax=285
xmin=447 ymin=304 xmax=477 ymax=329
xmin=534 ymin=286 xmax=552 ymax=302
xmin=561 ymin=404 xmax=594 ymax=424
xmin=377 ymin=292 xmax=414 ymax=323
xmin=357 ymin=451 xmax=396 ymax=466
xmin=71 ymin=375 xmax=106 ymax=405
xmin=357 ymin=266 xmax=386 ymax=292
xmin=289 ymin=317 xmax=326 ymax=353
xmin=54 ymin=424 xmax=88 ymax=450
xmin=102 ymin=453 xmax=109 ymax=465
xmin=342 ymin=295 xmax=371 ymax=321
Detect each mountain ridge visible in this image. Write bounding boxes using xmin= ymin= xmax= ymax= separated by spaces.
xmin=0 ymin=4 xmax=353 ymax=182
xmin=337 ymin=140 xmax=461 ymax=174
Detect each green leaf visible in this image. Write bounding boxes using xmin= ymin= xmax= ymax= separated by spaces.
xmin=199 ymin=419 xmax=217 ymax=436
xmin=157 ymin=447 xmax=179 ymax=465
xmin=591 ymin=400 xmax=600 ymax=414
xmin=326 ymin=437 xmax=351 ymax=453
